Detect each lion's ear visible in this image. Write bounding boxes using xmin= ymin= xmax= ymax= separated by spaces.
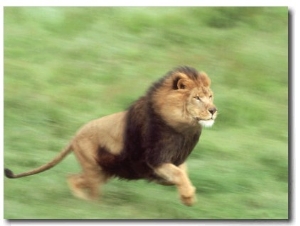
xmin=177 ymin=79 xmax=186 ymax=89
xmin=173 ymin=77 xmax=187 ymax=90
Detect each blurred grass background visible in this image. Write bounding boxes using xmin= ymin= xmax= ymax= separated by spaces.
xmin=4 ymin=7 xmax=288 ymax=219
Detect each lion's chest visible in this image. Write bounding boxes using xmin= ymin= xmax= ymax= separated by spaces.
xmin=148 ymin=130 xmax=201 ymax=166
xmin=99 ymin=103 xmax=202 ymax=180
xmin=98 ymin=130 xmax=200 ymax=181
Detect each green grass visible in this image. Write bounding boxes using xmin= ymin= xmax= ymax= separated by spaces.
xmin=4 ymin=7 xmax=288 ymax=219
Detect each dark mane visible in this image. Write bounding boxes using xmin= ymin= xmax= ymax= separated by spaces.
xmin=98 ymin=66 xmax=201 ymax=181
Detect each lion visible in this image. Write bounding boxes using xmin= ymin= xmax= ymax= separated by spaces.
xmin=4 ymin=66 xmax=217 ymax=206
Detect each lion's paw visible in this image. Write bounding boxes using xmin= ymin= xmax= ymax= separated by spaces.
xmin=180 ymin=186 xmax=196 ymax=206
xmin=181 ymin=194 xmax=196 ymax=206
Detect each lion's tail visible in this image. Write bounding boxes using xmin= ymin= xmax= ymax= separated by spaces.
xmin=4 ymin=142 xmax=73 ymax=179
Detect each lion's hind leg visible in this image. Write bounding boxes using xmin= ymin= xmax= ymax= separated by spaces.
xmin=69 ymin=139 xmax=111 ymax=201
xmin=67 ymin=170 xmax=110 ymax=201
xmin=67 ymin=174 xmax=91 ymax=201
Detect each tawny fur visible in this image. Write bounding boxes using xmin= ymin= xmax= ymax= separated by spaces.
xmin=4 ymin=66 xmax=217 ymax=206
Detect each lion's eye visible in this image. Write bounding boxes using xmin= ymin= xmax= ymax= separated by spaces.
xmin=195 ymin=96 xmax=202 ymax=101
xmin=209 ymin=95 xmax=213 ymax=99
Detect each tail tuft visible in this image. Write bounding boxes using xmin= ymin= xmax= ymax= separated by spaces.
xmin=4 ymin=168 xmax=15 ymax=179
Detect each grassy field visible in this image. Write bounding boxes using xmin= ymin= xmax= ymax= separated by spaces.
xmin=4 ymin=7 xmax=288 ymax=219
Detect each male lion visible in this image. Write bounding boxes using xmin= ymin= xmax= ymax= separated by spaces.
xmin=4 ymin=66 xmax=217 ymax=206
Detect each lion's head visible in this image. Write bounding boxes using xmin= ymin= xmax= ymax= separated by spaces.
xmin=150 ymin=66 xmax=217 ymax=131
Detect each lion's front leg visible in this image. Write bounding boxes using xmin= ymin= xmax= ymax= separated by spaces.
xmin=153 ymin=163 xmax=196 ymax=206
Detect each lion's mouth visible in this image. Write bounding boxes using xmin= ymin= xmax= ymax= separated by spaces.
xmin=198 ymin=119 xmax=214 ymax=128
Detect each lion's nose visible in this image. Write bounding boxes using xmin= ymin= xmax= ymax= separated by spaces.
xmin=208 ymin=107 xmax=217 ymax=115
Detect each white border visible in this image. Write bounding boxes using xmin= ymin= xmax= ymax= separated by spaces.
xmin=1 ymin=1 xmax=297 ymax=226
